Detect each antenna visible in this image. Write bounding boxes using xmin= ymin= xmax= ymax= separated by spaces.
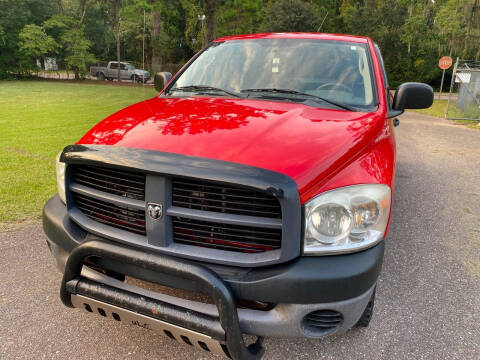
xmin=317 ymin=11 xmax=328 ymax=32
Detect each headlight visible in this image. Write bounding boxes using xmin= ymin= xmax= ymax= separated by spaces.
xmin=56 ymin=151 xmax=66 ymax=204
xmin=304 ymin=184 xmax=391 ymax=255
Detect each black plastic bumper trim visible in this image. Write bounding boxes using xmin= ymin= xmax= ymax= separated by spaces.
xmin=60 ymin=240 xmax=264 ymax=360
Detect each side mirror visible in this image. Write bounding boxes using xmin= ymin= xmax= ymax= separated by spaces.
xmin=392 ymin=82 xmax=434 ymax=110
xmin=154 ymin=72 xmax=173 ymax=92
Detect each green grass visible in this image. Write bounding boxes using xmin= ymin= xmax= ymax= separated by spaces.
xmin=0 ymin=80 xmax=157 ymax=228
xmin=412 ymin=99 xmax=480 ymax=129
xmin=413 ymin=99 xmax=463 ymax=118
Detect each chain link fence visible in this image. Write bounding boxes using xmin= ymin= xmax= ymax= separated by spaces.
xmin=446 ymin=59 xmax=480 ymax=121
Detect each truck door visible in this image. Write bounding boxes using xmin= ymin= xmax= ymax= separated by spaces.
xmin=109 ymin=62 xmax=118 ymax=79
xmin=120 ymin=63 xmax=129 ymax=80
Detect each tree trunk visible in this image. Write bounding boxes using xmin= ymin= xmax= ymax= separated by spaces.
xmin=79 ymin=0 xmax=88 ymax=24
xmin=407 ymin=3 xmax=413 ymax=54
xmin=151 ymin=10 xmax=162 ymax=74
xmin=57 ymin=0 xmax=64 ymax=15
xmin=204 ymin=0 xmax=217 ymax=44
xmin=463 ymin=0 xmax=478 ymax=56
xmin=114 ymin=0 xmax=120 ymax=82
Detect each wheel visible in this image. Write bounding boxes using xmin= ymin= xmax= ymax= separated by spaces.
xmin=107 ymin=77 xmax=113 ymax=81
xmin=355 ymin=288 xmax=376 ymax=327
xmin=132 ymin=75 xmax=140 ymax=83
xmin=98 ymin=72 xmax=105 ymax=81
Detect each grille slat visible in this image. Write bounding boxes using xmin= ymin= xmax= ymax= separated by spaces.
xmin=175 ymin=222 xmax=278 ymax=242
xmin=83 ymin=212 xmax=146 ymax=234
xmin=75 ymin=167 xmax=145 ymax=185
xmin=175 ymin=219 xmax=278 ymax=238
xmin=80 ymin=165 xmax=145 ymax=180
xmin=173 ymin=180 xmax=267 ymax=194
xmin=172 ymin=200 xmax=281 ymax=217
xmin=73 ymin=193 xmax=146 ymax=236
xmin=173 ymin=217 xmax=281 ymax=253
xmin=72 ymin=165 xmax=145 ymax=201
xmin=173 ymin=188 xmax=277 ymax=202
xmin=172 ymin=193 xmax=281 ymax=209
xmin=174 ymin=228 xmax=280 ymax=246
xmin=172 ymin=178 xmax=281 ymax=219
xmin=75 ymin=173 xmax=145 ymax=193
xmin=74 ymin=194 xmax=145 ymax=228
xmin=173 ymin=236 xmax=266 ymax=253
xmin=75 ymin=198 xmax=145 ymax=223
xmin=74 ymin=196 xmax=145 ymax=220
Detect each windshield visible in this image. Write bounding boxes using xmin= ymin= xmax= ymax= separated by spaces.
xmin=168 ymin=39 xmax=377 ymax=110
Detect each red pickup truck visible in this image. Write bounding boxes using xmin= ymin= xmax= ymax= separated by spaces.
xmin=43 ymin=33 xmax=433 ymax=359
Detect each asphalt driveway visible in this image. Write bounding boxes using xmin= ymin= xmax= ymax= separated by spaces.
xmin=1 ymin=112 xmax=479 ymax=359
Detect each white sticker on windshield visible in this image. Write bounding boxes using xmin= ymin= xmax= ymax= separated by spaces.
xmin=350 ymin=46 xmax=357 ymax=50
xmin=272 ymin=66 xmax=279 ymax=73
xmin=273 ymin=58 xmax=280 ymax=64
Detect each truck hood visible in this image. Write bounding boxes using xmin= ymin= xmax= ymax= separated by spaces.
xmin=134 ymin=69 xmax=149 ymax=76
xmin=78 ymin=96 xmax=382 ymax=196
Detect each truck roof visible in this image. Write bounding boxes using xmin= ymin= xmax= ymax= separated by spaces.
xmin=214 ymin=32 xmax=370 ymax=44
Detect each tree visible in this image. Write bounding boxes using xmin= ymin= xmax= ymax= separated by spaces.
xmin=1 ymin=0 xmax=479 ymax=84
xmin=261 ymin=0 xmax=319 ymax=32
xmin=151 ymin=1 xmax=163 ymax=73
xmin=0 ymin=0 xmax=56 ymax=78
xmin=18 ymin=24 xmax=58 ymax=71
xmin=0 ymin=26 xmax=5 ymax=46
xmin=61 ymin=27 xmax=96 ymax=79
xmin=217 ymin=0 xmax=263 ymax=36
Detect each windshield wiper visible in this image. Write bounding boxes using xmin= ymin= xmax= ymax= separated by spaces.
xmin=240 ymin=88 xmax=355 ymax=111
xmin=169 ymin=85 xmax=243 ymax=98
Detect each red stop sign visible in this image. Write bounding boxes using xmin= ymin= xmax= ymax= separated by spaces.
xmin=439 ymin=56 xmax=453 ymax=70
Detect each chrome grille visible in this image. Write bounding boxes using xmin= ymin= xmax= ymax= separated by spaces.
xmin=172 ymin=178 xmax=281 ymax=218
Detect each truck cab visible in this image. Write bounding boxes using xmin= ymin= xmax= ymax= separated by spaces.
xmin=91 ymin=61 xmax=150 ymax=83
xmin=44 ymin=33 xmax=433 ymax=360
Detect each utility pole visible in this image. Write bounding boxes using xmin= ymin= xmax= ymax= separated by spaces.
xmin=114 ymin=0 xmax=120 ymax=82
xmin=198 ymin=14 xmax=206 ymax=48
xmin=142 ymin=8 xmax=145 ymax=87
xmin=445 ymin=57 xmax=459 ymax=118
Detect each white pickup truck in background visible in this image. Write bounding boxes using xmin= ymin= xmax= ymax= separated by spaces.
xmin=90 ymin=61 xmax=150 ymax=83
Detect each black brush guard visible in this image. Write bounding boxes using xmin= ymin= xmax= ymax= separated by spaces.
xmin=60 ymin=240 xmax=264 ymax=360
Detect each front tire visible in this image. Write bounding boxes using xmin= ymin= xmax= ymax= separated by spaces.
xmin=98 ymin=72 xmax=105 ymax=81
xmin=355 ymin=288 xmax=376 ymax=327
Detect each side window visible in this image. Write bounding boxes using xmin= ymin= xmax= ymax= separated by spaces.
xmin=374 ymin=44 xmax=391 ymax=108
xmin=120 ymin=63 xmax=128 ymax=70
xmin=110 ymin=62 xmax=118 ymax=69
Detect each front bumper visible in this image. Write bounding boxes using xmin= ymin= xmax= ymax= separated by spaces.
xmin=44 ymin=195 xmax=383 ymax=342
